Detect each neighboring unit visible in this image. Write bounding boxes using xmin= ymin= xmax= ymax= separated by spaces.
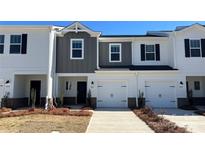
xmin=0 ymin=22 xmax=205 ymax=109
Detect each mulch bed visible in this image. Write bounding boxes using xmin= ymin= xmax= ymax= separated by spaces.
xmin=0 ymin=108 xmax=92 ymax=118
xmin=0 ymin=107 xmax=12 ymax=113
xmin=133 ymin=107 xmax=189 ymax=133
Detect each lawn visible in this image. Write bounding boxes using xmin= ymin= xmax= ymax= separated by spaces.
xmin=0 ymin=114 xmax=91 ymax=133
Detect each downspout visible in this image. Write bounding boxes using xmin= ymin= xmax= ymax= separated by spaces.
xmin=173 ymin=32 xmax=177 ymax=69
xmin=96 ymin=34 xmax=100 ymax=69
xmin=136 ymin=72 xmax=138 ymax=108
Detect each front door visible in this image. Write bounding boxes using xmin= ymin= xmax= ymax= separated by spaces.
xmin=77 ymin=82 xmax=87 ymax=104
xmin=30 ymin=80 xmax=41 ymax=107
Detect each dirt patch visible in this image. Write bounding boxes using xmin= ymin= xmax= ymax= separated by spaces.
xmin=133 ymin=108 xmax=189 ymax=133
xmin=0 ymin=114 xmax=91 ymax=133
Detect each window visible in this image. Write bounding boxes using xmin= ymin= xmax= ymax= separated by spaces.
xmin=0 ymin=35 xmax=4 ymax=54
xmin=190 ymin=39 xmax=201 ymax=57
xmin=70 ymin=39 xmax=84 ymax=59
xmin=109 ymin=43 xmax=121 ymax=62
xmin=66 ymin=81 xmax=68 ymax=90
xmin=145 ymin=45 xmax=155 ymax=61
xmin=194 ymin=81 xmax=200 ymax=90
xmin=10 ymin=35 xmax=22 ymax=54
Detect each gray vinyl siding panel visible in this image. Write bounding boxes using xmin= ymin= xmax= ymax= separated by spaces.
xmin=99 ymin=42 xmax=132 ymax=67
xmin=56 ymin=32 xmax=97 ymax=73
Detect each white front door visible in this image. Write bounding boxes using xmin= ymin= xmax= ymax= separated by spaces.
xmin=145 ymin=81 xmax=176 ymax=108
xmin=97 ymin=80 xmax=127 ymax=108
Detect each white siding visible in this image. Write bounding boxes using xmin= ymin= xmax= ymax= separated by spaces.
xmin=0 ymin=28 xmax=50 ymax=73
xmin=174 ymin=26 xmax=205 ymax=76
xmin=132 ymin=38 xmax=173 ymax=67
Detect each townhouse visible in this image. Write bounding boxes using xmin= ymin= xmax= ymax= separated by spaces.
xmin=0 ymin=22 xmax=205 ymax=109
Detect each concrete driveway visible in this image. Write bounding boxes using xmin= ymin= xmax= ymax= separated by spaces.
xmin=153 ymin=108 xmax=205 ymax=133
xmin=86 ymin=108 xmax=153 ymax=133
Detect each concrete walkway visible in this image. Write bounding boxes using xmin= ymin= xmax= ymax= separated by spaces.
xmin=86 ymin=108 xmax=153 ymax=133
xmin=154 ymin=108 xmax=205 ymax=133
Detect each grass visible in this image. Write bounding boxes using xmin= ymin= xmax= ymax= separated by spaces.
xmin=0 ymin=114 xmax=91 ymax=133
xmin=133 ymin=107 xmax=189 ymax=133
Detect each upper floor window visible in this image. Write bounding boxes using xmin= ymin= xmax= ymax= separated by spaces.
xmin=10 ymin=35 xmax=21 ymax=54
xmin=0 ymin=35 xmax=4 ymax=54
xmin=109 ymin=43 xmax=121 ymax=62
xmin=70 ymin=39 xmax=84 ymax=59
xmin=184 ymin=39 xmax=205 ymax=58
xmin=141 ymin=44 xmax=160 ymax=61
xmin=190 ymin=39 xmax=201 ymax=57
xmin=145 ymin=45 xmax=155 ymax=61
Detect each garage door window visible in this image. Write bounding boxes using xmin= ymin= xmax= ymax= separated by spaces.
xmin=109 ymin=43 xmax=121 ymax=62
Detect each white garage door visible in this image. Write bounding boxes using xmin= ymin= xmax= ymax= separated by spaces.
xmin=97 ymin=80 xmax=127 ymax=108
xmin=145 ymin=81 xmax=176 ymax=108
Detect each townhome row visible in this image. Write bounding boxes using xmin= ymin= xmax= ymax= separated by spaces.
xmin=0 ymin=22 xmax=205 ymax=109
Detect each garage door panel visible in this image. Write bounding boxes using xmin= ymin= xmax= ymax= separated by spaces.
xmin=145 ymin=81 xmax=176 ymax=108
xmin=97 ymin=80 xmax=127 ymax=108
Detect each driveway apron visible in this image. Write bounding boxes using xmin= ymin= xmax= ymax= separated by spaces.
xmin=86 ymin=108 xmax=153 ymax=133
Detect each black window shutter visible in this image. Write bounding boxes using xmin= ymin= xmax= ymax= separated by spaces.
xmin=141 ymin=44 xmax=145 ymax=61
xmin=21 ymin=34 xmax=27 ymax=54
xmin=184 ymin=39 xmax=190 ymax=57
xmin=201 ymin=39 xmax=205 ymax=57
xmin=155 ymin=44 xmax=160 ymax=61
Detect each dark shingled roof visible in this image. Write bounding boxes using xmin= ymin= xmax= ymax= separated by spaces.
xmin=129 ymin=65 xmax=177 ymax=71
xmin=99 ymin=65 xmax=177 ymax=71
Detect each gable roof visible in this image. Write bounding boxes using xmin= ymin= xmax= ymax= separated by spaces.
xmin=175 ymin=23 xmax=205 ymax=32
xmin=57 ymin=21 xmax=101 ymax=37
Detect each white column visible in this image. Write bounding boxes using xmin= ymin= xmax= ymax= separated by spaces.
xmin=172 ymin=32 xmax=177 ymax=69
xmin=45 ymin=29 xmax=55 ymax=109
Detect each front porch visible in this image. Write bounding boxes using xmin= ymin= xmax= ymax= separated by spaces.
xmin=186 ymin=76 xmax=205 ymax=106
xmin=5 ymin=74 xmax=47 ymax=109
xmin=57 ymin=76 xmax=88 ymax=106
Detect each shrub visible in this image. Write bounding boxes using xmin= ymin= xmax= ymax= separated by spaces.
xmin=133 ymin=107 xmax=188 ymax=133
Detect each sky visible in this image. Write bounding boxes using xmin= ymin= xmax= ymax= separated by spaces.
xmin=0 ymin=21 xmax=205 ymax=35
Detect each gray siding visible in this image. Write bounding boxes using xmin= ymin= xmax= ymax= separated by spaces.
xmin=99 ymin=42 xmax=132 ymax=67
xmin=56 ymin=32 xmax=97 ymax=73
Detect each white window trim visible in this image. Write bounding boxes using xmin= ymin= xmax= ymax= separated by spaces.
xmin=145 ymin=44 xmax=156 ymax=61
xmin=0 ymin=35 xmax=4 ymax=53
xmin=70 ymin=38 xmax=84 ymax=60
xmin=189 ymin=39 xmax=202 ymax=57
xmin=109 ymin=43 xmax=122 ymax=62
xmin=10 ymin=34 xmax=22 ymax=54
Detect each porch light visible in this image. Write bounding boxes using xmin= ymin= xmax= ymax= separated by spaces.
xmin=5 ymin=80 xmax=10 ymax=84
xmin=91 ymin=81 xmax=94 ymax=85
xmin=180 ymin=81 xmax=183 ymax=85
